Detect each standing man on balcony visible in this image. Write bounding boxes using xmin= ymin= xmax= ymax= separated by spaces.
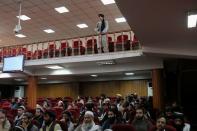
xmin=95 ymin=14 xmax=109 ymax=53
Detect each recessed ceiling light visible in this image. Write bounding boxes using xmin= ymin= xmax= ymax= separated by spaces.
xmin=115 ymin=17 xmax=126 ymax=23
xmin=55 ymin=6 xmax=69 ymax=13
xmin=77 ymin=24 xmax=88 ymax=28
xmin=40 ymin=77 xmax=47 ymax=80
xmin=52 ymin=69 xmax=72 ymax=75
xmin=125 ymin=72 xmax=135 ymax=76
xmin=188 ymin=14 xmax=197 ymax=28
xmin=91 ymin=74 xmax=98 ymax=77
xmin=16 ymin=15 xmax=31 ymax=21
xmin=44 ymin=29 xmax=55 ymax=33
xmin=15 ymin=34 xmax=26 ymax=38
xmin=100 ymin=0 xmax=115 ymax=5
xmin=14 ymin=78 xmax=24 ymax=81
xmin=46 ymin=65 xmax=63 ymax=69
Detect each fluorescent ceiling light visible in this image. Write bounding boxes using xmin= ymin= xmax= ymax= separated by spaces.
xmin=17 ymin=15 xmax=31 ymax=21
xmin=40 ymin=77 xmax=47 ymax=80
xmin=77 ymin=24 xmax=88 ymax=28
xmin=52 ymin=69 xmax=72 ymax=75
xmin=44 ymin=29 xmax=55 ymax=33
xmin=55 ymin=6 xmax=69 ymax=13
xmin=125 ymin=72 xmax=135 ymax=76
xmin=0 ymin=73 xmax=11 ymax=78
xmin=91 ymin=74 xmax=98 ymax=77
xmin=188 ymin=14 xmax=197 ymax=28
xmin=100 ymin=0 xmax=115 ymax=5
xmin=15 ymin=34 xmax=26 ymax=38
xmin=115 ymin=17 xmax=126 ymax=23
xmin=14 ymin=78 xmax=24 ymax=81
xmin=46 ymin=65 xmax=63 ymax=69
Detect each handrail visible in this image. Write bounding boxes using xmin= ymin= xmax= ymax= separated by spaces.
xmin=0 ymin=30 xmax=141 ymax=62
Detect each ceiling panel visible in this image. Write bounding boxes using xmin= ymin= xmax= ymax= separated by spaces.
xmin=0 ymin=0 xmax=131 ymax=47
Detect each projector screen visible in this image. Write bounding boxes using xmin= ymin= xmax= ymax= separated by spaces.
xmin=3 ymin=55 xmax=24 ymax=72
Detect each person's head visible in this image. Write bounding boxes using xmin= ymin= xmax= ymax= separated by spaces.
xmin=135 ymin=107 xmax=145 ymax=119
xmin=0 ymin=109 xmax=6 ymax=124
xmin=84 ymin=111 xmax=94 ymax=124
xmin=35 ymin=108 xmax=43 ymax=117
xmin=100 ymin=94 xmax=106 ymax=100
xmin=17 ymin=106 xmax=25 ymax=116
xmin=21 ymin=112 xmax=33 ymax=125
xmin=156 ymin=116 xmax=166 ymax=130
xmin=57 ymin=100 xmax=64 ymax=107
xmin=62 ymin=111 xmax=72 ymax=121
xmin=43 ymin=110 xmax=56 ymax=125
xmin=98 ymin=14 xmax=104 ymax=20
xmin=174 ymin=113 xmax=184 ymax=126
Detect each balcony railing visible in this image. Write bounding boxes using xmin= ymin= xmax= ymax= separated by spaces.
xmin=0 ymin=30 xmax=141 ymax=62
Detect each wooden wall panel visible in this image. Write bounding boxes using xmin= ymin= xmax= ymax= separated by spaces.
xmin=36 ymin=80 xmax=148 ymax=99
xmin=37 ymin=83 xmax=79 ymax=99
xmin=80 ymin=80 xmax=148 ymax=97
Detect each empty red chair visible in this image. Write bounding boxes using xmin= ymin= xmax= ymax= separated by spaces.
xmin=72 ymin=40 xmax=85 ymax=55
xmin=86 ymin=39 xmax=97 ymax=54
xmin=116 ymin=34 xmax=130 ymax=51
xmin=132 ymin=35 xmax=140 ymax=50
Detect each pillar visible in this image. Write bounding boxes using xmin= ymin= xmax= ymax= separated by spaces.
xmin=27 ymin=76 xmax=37 ymax=109
xmin=152 ymin=69 xmax=164 ymax=110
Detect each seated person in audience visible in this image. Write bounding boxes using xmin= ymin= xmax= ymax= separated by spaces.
xmin=59 ymin=111 xmax=74 ymax=131
xmin=164 ymin=106 xmax=175 ymax=125
xmin=98 ymin=94 xmax=106 ymax=109
xmin=54 ymin=100 xmax=64 ymax=109
xmin=14 ymin=106 xmax=26 ymax=126
xmin=42 ymin=99 xmax=52 ymax=111
xmin=11 ymin=97 xmax=19 ymax=109
xmin=33 ymin=105 xmax=44 ymax=129
xmin=98 ymin=103 xmax=110 ymax=124
xmin=16 ymin=112 xmax=39 ymax=131
xmin=149 ymin=116 xmax=176 ymax=131
xmin=102 ymin=109 xmax=123 ymax=130
xmin=75 ymin=111 xmax=101 ymax=131
xmin=173 ymin=112 xmax=190 ymax=131
xmin=132 ymin=107 xmax=152 ymax=131
xmin=0 ymin=109 xmax=11 ymax=131
xmin=40 ymin=110 xmax=62 ymax=131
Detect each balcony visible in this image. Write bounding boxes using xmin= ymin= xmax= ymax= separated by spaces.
xmin=0 ymin=30 xmax=141 ymax=63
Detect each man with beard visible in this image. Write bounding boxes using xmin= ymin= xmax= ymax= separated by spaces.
xmin=102 ymin=109 xmax=123 ymax=130
xmin=132 ymin=107 xmax=152 ymax=131
xmin=14 ymin=106 xmax=26 ymax=126
xmin=15 ymin=112 xmax=39 ymax=131
xmin=75 ymin=111 xmax=101 ymax=131
xmin=40 ymin=110 xmax=62 ymax=131
xmin=33 ymin=106 xmax=44 ymax=129
xmin=173 ymin=113 xmax=190 ymax=131
xmin=149 ymin=116 xmax=176 ymax=131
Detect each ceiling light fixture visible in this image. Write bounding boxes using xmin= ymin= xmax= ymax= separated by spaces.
xmin=100 ymin=0 xmax=115 ymax=5
xmin=55 ymin=6 xmax=69 ymax=13
xmin=40 ymin=77 xmax=47 ymax=80
xmin=125 ymin=72 xmax=135 ymax=76
xmin=44 ymin=29 xmax=55 ymax=33
xmin=16 ymin=15 xmax=31 ymax=21
xmin=91 ymin=74 xmax=98 ymax=77
xmin=188 ymin=14 xmax=197 ymax=28
xmin=46 ymin=65 xmax=63 ymax=69
xmin=115 ymin=17 xmax=126 ymax=23
xmin=77 ymin=24 xmax=88 ymax=28
xmin=96 ymin=60 xmax=116 ymax=65
xmin=15 ymin=34 xmax=26 ymax=38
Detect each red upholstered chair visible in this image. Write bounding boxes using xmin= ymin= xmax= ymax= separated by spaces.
xmin=112 ymin=124 xmax=136 ymax=131
xmin=12 ymin=48 xmax=17 ymax=56
xmin=72 ymin=40 xmax=85 ymax=55
xmin=60 ymin=41 xmax=71 ymax=56
xmin=116 ymin=34 xmax=130 ymax=51
xmin=108 ymin=36 xmax=115 ymax=52
xmin=132 ymin=35 xmax=140 ymax=50
xmin=86 ymin=39 xmax=97 ymax=54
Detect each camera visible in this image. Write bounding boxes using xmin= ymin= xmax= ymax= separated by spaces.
xmin=14 ymin=24 xmax=22 ymax=34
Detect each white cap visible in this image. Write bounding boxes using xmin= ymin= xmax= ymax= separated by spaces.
xmin=85 ymin=111 xmax=94 ymax=117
